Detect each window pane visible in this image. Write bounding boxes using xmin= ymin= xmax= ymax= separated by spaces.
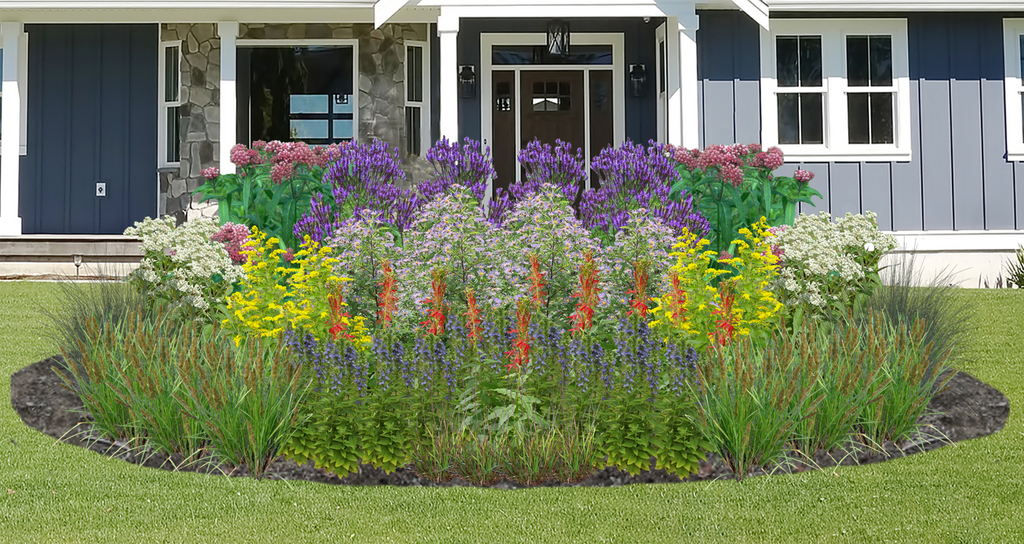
xmin=334 ymin=94 xmax=353 ymax=114
xmin=800 ymin=92 xmax=824 ymax=144
xmin=799 ymin=37 xmax=822 ymax=87
xmin=869 ymin=36 xmax=892 ymax=86
xmin=1020 ymin=35 xmax=1024 ymax=80
xmin=848 ymin=92 xmax=870 ymax=144
xmin=406 ymin=105 xmax=421 ymax=155
xmin=407 ymin=45 xmax=423 ymax=103
xmin=492 ymin=45 xmax=612 ymax=65
xmin=290 ymin=119 xmax=329 ymax=139
xmin=658 ymin=40 xmax=666 ymax=93
xmin=165 ymin=46 xmax=179 ymax=102
xmin=778 ymin=93 xmax=800 ymax=144
xmin=332 ymin=119 xmax=353 ymax=141
xmin=870 ymin=92 xmax=894 ymax=144
xmin=777 ymin=37 xmax=799 ymax=87
xmin=166 ymin=106 xmax=180 ymax=162
xmin=290 ymin=94 xmax=329 ymax=114
xmin=847 ymin=36 xmax=870 ymax=87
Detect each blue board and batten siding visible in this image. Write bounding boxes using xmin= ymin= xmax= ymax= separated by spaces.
xmin=696 ymin=11 xmax=1024 ymax=232
xmin=18 ymin=24 xmax=158 ymax=235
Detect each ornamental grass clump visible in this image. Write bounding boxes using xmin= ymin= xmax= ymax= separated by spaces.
xmin=175 ymin=328 xmax=313 ymax=480
xmin=690 ymin=330 xmax=822 ymax=481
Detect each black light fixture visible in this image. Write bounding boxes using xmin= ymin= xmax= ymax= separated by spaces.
xmin=629 ymin=63 xmax=647 ymax=97
xmin=547 ymin=20 xmax=570 ymax=57
xmin=458 ymin=65 xmax=476 ymax=98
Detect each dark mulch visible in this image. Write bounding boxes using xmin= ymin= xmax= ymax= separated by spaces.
xmin=11 ymin=356 xmax=1010 ymax=488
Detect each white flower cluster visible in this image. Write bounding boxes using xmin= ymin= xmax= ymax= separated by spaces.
xmin=768 ymin=211 xmax=897 ymax=308
xmin=124 ymin=216 xmax=245 ymax=310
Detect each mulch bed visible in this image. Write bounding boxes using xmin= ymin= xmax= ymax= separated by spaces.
xmin=10 ymin=356 xmax=1010 ymax=488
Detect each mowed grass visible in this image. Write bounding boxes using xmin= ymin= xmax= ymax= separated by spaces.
xmin=0 ymin=282 xmax=1021 ymax=543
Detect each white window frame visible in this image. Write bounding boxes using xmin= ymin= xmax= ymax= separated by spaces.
xmin=760 ymin=19 xmax=912 ymax=162
xmin=405 ymin=39 xmax=430 ymax=156
xmin=1003 ymin=19 xmax=1024 ymax=161
xmin=158 ymin=40 xmax=181 ymax=167
xmin=0 ymin=33 xmax=29 ymax=156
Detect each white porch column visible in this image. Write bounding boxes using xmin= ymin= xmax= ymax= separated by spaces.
xmin=0 ymin=22 xmax=23 ymax=235
xmin=218 ymin=21 xmax=239 ymax=175
xmin=437 ymin=11 xmax=460 ymax=141
xmin=664 ymin=6 xmax=700 ymax=148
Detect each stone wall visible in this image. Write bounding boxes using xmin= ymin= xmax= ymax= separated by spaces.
xmin=161 ymin=23 xmax=220 ymax=222
xmin=157 ymin=22 xmax=431 ymax=221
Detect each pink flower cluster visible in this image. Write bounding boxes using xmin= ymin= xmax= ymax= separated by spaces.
xmin=229 ymin=140 xmax=347 ymax=183
xmin=210 ymin=222 xmax=251 ymax=264
xmin=794 ymin=169 xmax=815 ymax=183
xmin=671 ymin=143 xmax=789 ymax=186
xmin=201 ymin=167 xmax=220 ymax=180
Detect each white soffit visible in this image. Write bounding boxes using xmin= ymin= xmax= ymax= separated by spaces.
xmin=375 ymin=0 xmax=410 ymax=27
xmin=769 ymin=0 xmax=1024 ymax=10
xmin=729 ymin=0 xmax=768 ymax=29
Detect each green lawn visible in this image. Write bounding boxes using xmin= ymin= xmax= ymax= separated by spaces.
xmin=1 ymin=282 xmax=1020 ymax=543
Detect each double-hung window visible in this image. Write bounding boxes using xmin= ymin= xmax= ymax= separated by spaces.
xmin=159 ymin=41 xmax=181 ymax=166
xmin=1003 ymin=19 xmax=1024 ymax=161
xmin=760 ymin=19 xmax=911 ymax=162
xmin=405 ymin=41 xmax=430 ymax=156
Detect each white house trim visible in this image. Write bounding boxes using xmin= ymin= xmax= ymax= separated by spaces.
xmin=217 ymin=21 xmax=238 ymax=175
xmin=479 ymin=32 xmax=625 ymax=187
xmin=0 ymin=21 xmax=24 ymax=236
xmin=759 ymin=18 xmax=913 ymax=163
xmin=888 ymin=230 xmax=1024 ymax=253
xmin=437 ymin=9 xmax=459 ymax=142
xmin=769 ymin=1 xmax=1024 ymax=11
xmin=1004 ymin=19 xmax=1024 ymax=162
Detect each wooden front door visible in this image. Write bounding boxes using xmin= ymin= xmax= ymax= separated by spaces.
xmin=491 ymin=70 xmax=586 ymax=195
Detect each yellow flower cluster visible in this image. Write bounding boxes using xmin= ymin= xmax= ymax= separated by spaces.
xmin=650 ymin=217 xmax=783 ymax=350
xmin=224 ymin=227 xmax=371 ymax=348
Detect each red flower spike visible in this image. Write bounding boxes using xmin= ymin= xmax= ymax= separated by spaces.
xmin=505 ymin=299 xmax=533 ymax=370
xmin=327 ymin=286 xmax=355 ymax=342
xmin=420 ymin=268 xmax=448 ymax=336
xmin=527 ymin=254 xmax=548 ymax=306
xmin=710 ymin=283 xmax=737 ymax=345
xmin=665 ymin=273 xmax=689 ymax=327
xmin=376 ymin=261 xmax=399 ymax=329
xmin=625 ymin=260 xmax=650 ymax=319
xmin=464 ymin=288 xmax=483 ymax=346
xmin=569 ymin=252 xmax=601 ymax=335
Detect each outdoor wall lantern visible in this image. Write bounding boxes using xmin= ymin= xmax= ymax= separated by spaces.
xmin=629 ymin=63 xmax=647 ymax=97
xmin=458 ymin=65 xmax=476 ymax=98
xmin=547 ymin=20 xmax=570 ymax=56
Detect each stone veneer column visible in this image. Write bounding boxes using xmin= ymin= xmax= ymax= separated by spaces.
xmin=160 ymin=23 xmax=221 ymax=222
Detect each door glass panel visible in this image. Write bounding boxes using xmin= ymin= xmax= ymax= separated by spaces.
xmin=492 ymin=45 xmax=613 ymax=65
xmin=531 ymin=80 xmax=571 ymax=112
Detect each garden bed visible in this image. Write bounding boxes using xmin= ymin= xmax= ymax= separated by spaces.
xmin=12 ymin=355 xmax=1008 ymax=488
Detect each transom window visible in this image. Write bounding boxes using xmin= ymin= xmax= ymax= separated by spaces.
xmin=760 ymin=19 xmax=911 ymax=162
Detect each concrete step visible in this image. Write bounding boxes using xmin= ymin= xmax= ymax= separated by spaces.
xmin=0 ymin=235 xmax=141 ymax=278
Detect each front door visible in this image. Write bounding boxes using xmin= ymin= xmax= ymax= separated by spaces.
xmin=20 ymin=24 xmax=158 ymax=234
xmin=492 ymin=70 xmax=586 ymax=195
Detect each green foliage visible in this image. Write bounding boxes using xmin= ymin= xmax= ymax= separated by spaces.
xmin=283 ymin=394 xmax=362 ymax=477
xmin=669 ymin=145 xmax=822 ymax=257
xmin=193 ymin=144 xmax=334 ymax=251
xmin=174 ymin=330 xmax=313 ymax=480
xmin=1006 ymin=245 xmax=1024 ymax=288
xmin=690 ymin=332 xmax=822 ymax=481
